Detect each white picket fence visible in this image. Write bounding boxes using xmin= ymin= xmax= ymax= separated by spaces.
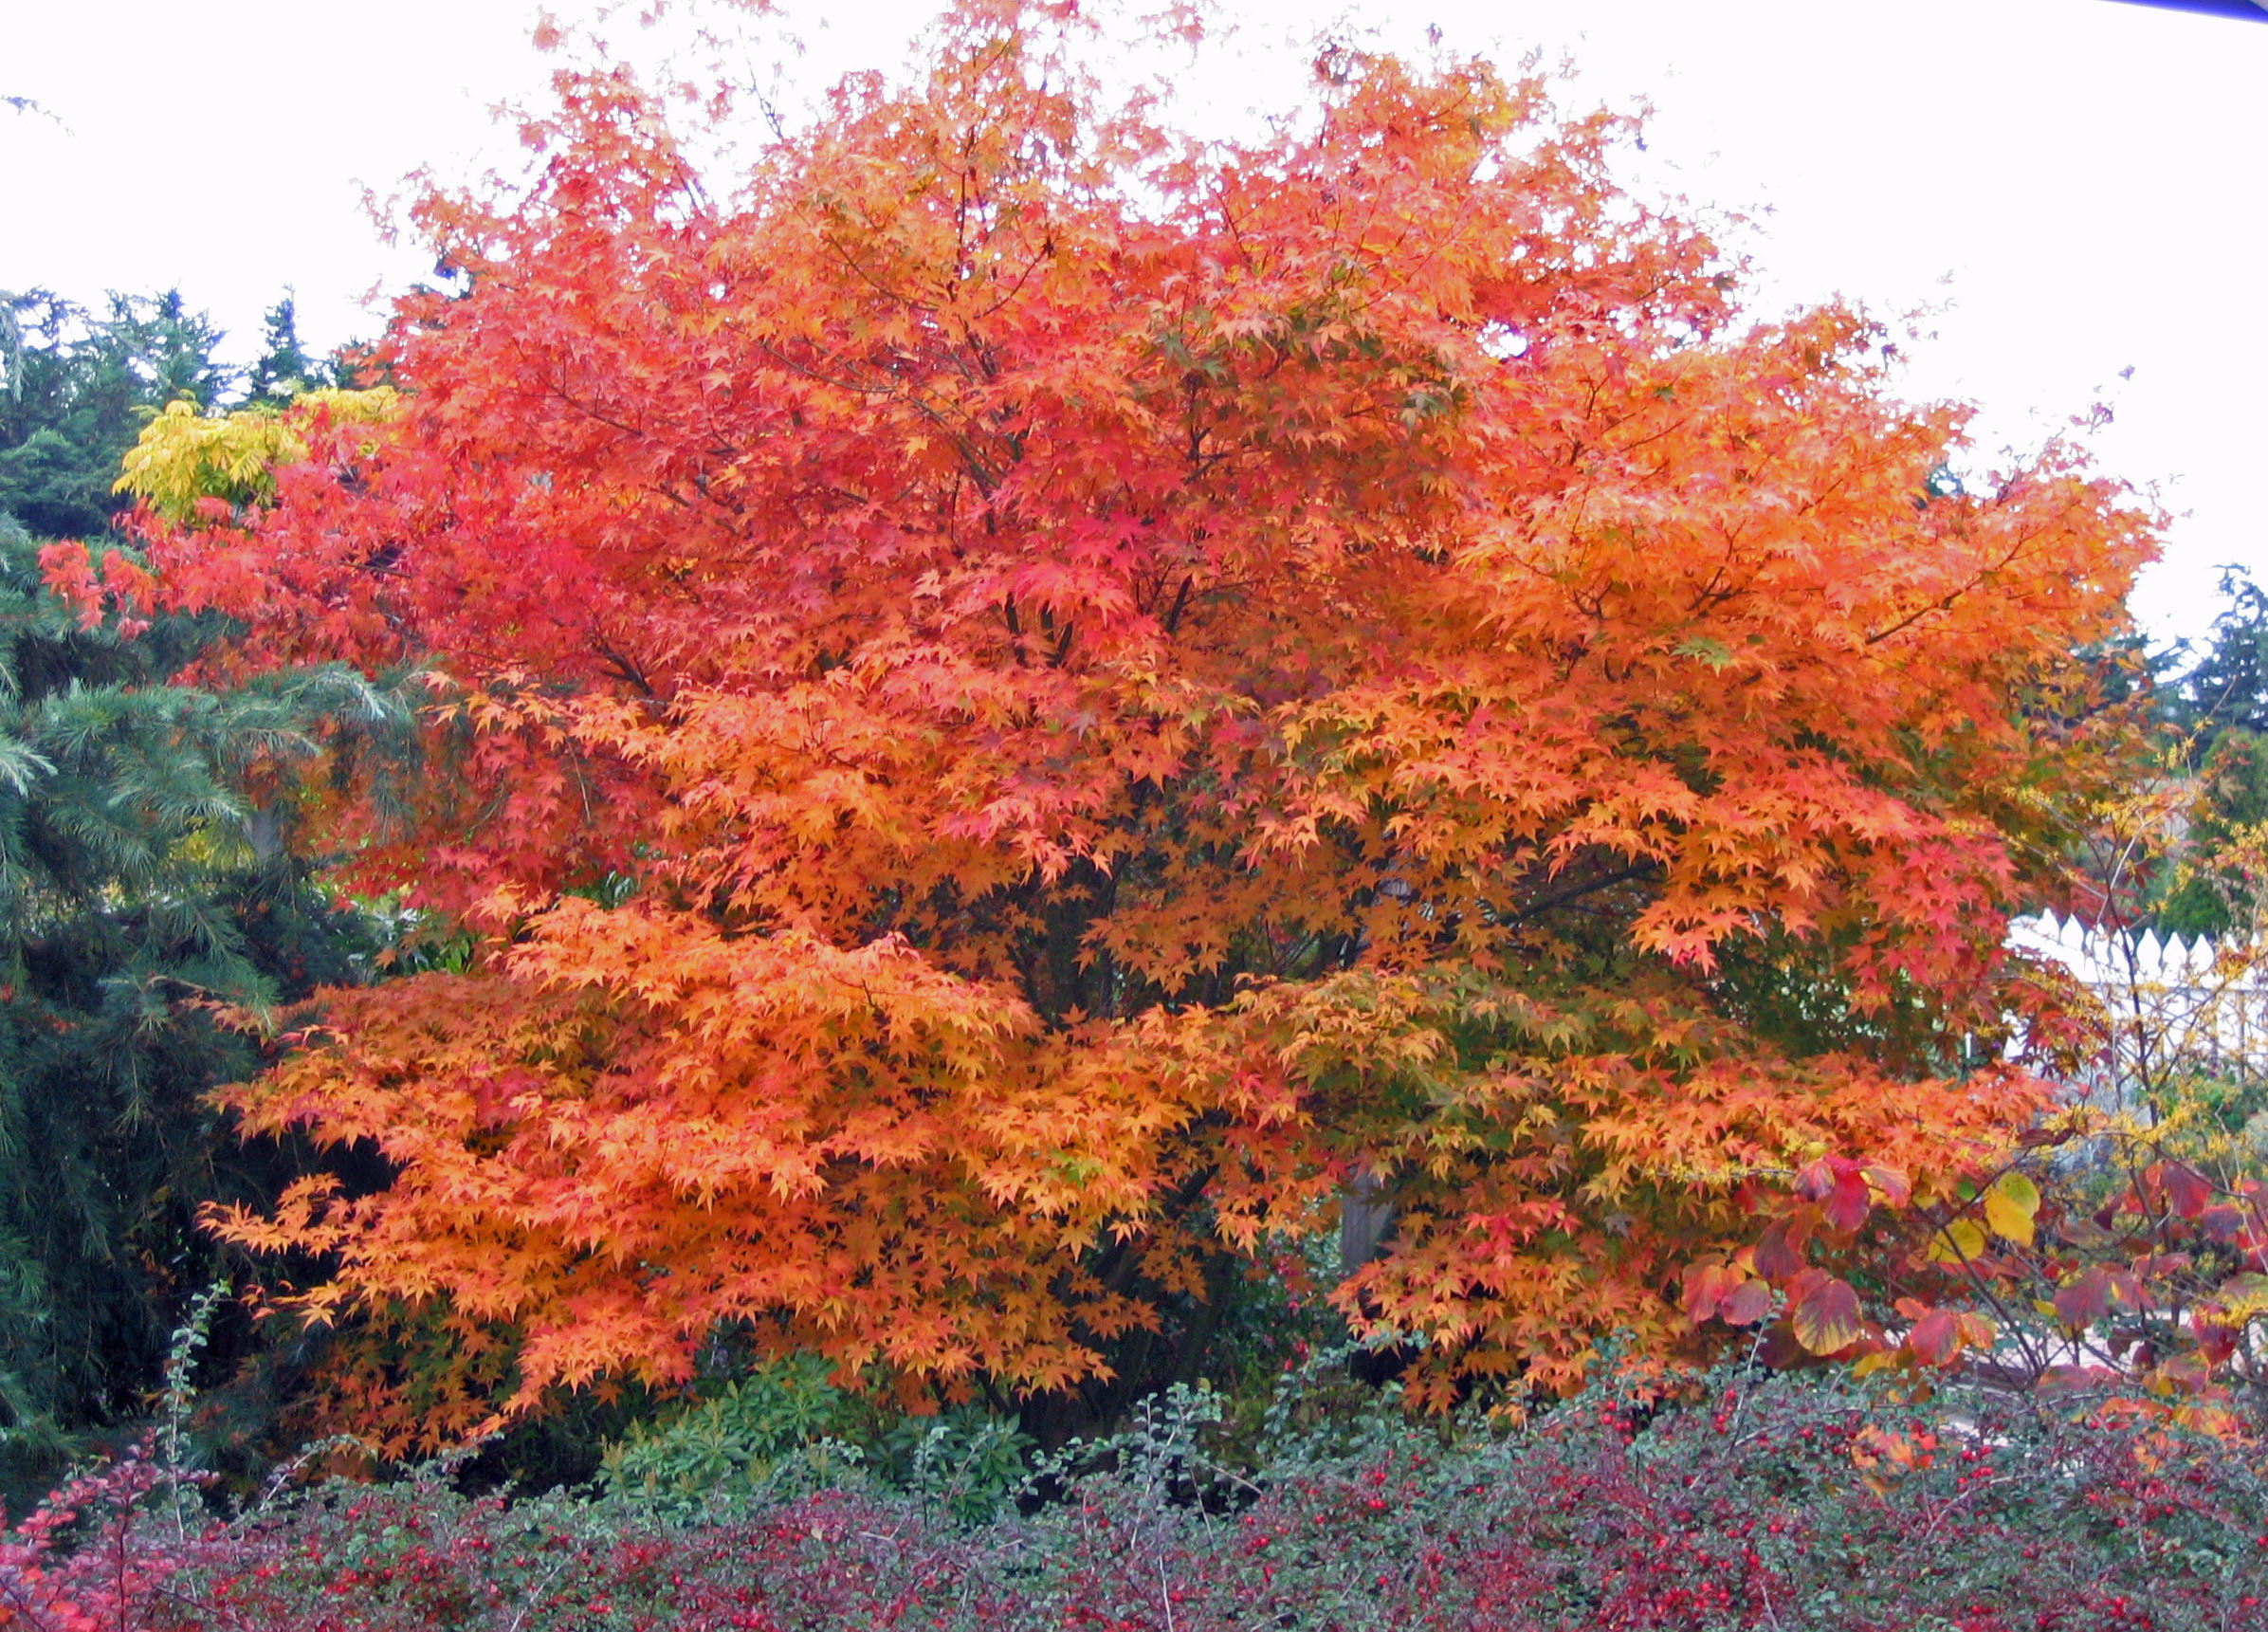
xmin=2009 ymin=910 xmax=2268 ymax=1091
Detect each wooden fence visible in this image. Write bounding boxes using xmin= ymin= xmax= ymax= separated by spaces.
xmin=2009 ymin=911 xmax=2268 ymax=1094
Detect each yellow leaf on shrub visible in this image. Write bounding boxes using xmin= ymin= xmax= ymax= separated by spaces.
xmin=1984 ymin=1172 xmax=2039 ymax=1246
xmin=1927 ymin=1218 xmax=1987 ymax=1263
xmin=2219 ymin=1272 xmax=2268 ymax=1317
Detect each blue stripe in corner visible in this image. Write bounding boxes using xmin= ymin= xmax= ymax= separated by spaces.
xmin=2099 ymin=0 xmax=2268 ymax=20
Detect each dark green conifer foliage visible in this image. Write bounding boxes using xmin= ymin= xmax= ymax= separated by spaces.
xmin=0 ymin=291 xmax=408 ymax=1494
xmin=241 ymin=298 xmax=329 ymax=408
xmin=0 ymin=292 xmax=233 ymax=541
xmin=2173 ymin=568 xmax=2267 ymax=743
xmin=2158 ymin=569 xmax=2268 ymax=939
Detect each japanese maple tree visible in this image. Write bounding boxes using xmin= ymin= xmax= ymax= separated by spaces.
xmin=102 ymin=1 xmax=2157 ymax=1440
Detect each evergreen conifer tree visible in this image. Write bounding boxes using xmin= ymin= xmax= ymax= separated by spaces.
xmin=0 ymin=292 xmax=407 ymax=1497
xmin=2158 ymin=569 xmax=2268 ymax=937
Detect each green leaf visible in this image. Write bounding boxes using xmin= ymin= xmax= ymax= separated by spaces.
xmin=1672 ymin=635 xmax=1734 ymax=672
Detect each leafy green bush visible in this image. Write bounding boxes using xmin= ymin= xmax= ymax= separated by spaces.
xmin=597 ymin=1354 xmax=1033 ymax=1524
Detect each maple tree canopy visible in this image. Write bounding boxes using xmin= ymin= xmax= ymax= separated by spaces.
xmin=104 ymin=2 xmax=2155 ymax=1439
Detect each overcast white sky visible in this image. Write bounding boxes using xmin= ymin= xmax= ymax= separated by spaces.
xmin=5 ymin=0 xmax=2262 ymax=646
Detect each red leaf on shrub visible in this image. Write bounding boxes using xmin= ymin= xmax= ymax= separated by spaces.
xmin=1788 ymin=1271 xmax=1863 ymax=1355
xmin=1755 ymin=1322 xmax=1810 ymax=1369
xmin=1721 ymin=1277 xmax=1774 ymax=1327
xmin=2040 ymin=1362 xmax=2119 ymax=1392
xmin=2054 ymin=1265 xmax=2132 ymax=1329
xmin=1908 ymin=1307 xmax=1964 ymax=1366
xmin=1681 ymin=1262 xmax=1741 ymax=1324
xmin=1755 ymin=1219 xmax=1806 ymax=1281
xmin=2199 ymin=1203 xmax=2249 ymax=1242
xmin=1824 ymin=1170 xmax=1872 ymax=1235
xmin=1794 ymin=1159 xmax=1838 ymax=1201
xmin=2163 ymin=1163 xmax=2213 ymax=1221
xmin=1863 ymin=1164 xmax=1911 ymax=1207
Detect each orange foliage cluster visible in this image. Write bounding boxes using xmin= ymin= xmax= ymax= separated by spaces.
xmin=112 ymin=3 xmax=2154 ymax=1440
